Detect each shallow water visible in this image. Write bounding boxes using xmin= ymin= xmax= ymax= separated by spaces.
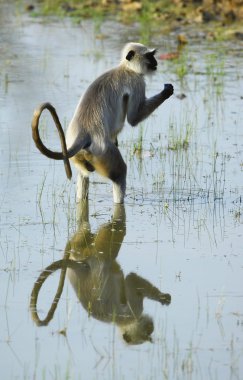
xmin=0 ymin=3 xmax=243 ymax=379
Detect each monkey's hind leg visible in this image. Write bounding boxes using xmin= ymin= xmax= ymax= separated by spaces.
xmin=109 ymin=147 xmax=127 ymax=204
xmin=77 ymin=172 xmax=89 ymax=201
xmin=71 ymin=153 xmax=94 ymax=201
xmin=93 ymin=145 xmax=127 ymax=204
xmin=112 ymin=177 xmax=126 ymax=204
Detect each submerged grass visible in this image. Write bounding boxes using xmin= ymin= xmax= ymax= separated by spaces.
xmin=133 ymin=125 xmax=144 ymax=156
xmin=172 ymin=50 xmax=191 ymax=83
xmin=167 ymin=114 xmax=194 ymax=152
xmin=167 ymin=122 xmax=191 ymax=151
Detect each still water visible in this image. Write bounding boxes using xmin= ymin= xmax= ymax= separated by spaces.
xmin=0 ymin=2 xmax=243 ymax=379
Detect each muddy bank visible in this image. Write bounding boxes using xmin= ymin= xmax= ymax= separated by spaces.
xmin=17 ymin=0 xmax=243 ymax=46
xmin=24 ymin=0 xmax=243 ymax=35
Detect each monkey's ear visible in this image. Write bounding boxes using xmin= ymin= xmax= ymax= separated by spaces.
xmin=146 ymin=49 xmax=157 ymax=56
xmin=126 ymin=50 xmax=135 ymax=61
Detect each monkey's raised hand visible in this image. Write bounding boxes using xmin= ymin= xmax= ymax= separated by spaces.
xmin=162 ymin=83 xmax=174 ymax=99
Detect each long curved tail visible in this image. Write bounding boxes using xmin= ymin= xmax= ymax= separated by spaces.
xmin=31 ymin=102 xmax=72 ymax=179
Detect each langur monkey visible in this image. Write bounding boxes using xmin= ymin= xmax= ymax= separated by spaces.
xmin=32 ymin=42 xmax=174 ymax=203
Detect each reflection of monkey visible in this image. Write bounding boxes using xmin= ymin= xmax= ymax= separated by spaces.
xmin=32 ymin=42 xmax=174 ymax=203
xmin=30 ymin=203 xmax=171 ymax=344
xmin=67 ymin=202 xmax=171 ymax=345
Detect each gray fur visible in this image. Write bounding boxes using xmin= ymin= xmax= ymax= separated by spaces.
xmin=65 ymin=42 xmax=174 ymax=203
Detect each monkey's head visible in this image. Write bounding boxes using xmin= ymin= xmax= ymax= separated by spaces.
xmin=121 ymin=42 xmax=158 ymax=75
xmin=121 ymin=314 xmax=154 ymax=345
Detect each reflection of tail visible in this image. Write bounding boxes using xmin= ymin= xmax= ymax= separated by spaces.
xmin=31 ymin=102 xmax=91 ymax=180
xmin=30 ymin=259 xmax=68 ymax=326
xmin=30 ymin=256 xmax=88 ymax=326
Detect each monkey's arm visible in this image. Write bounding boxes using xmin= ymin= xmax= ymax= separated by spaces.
xmin=127 ymin=84 xmax=173 ymax=127
xmin=125 ymin=273 xmax=171 ymax=305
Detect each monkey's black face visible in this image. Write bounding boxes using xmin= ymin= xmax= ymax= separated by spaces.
xmin=145 ymin=51 xmax=158 ymax=71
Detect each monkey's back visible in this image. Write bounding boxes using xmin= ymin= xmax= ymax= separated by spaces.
xmin=66 ymin=66 xmax=145 ymax=155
